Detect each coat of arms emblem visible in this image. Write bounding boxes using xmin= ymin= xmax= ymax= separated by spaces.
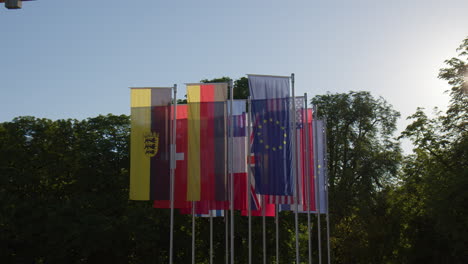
xmin=143 ymin=132 xmax=159 ymax=157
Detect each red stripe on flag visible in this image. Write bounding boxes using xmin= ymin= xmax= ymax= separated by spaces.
xmin=154 ymin=105 xmax=192 ymax=209
xmin=199 ymin=85 xmax=216 ymax=202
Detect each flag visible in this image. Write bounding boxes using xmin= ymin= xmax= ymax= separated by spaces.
xmin=248 ymin=75 xmax=293 ymax=196
xmin=130 ymin=87 xmax=172 ymax=200
xmin=262 ymin=97 xmax=312 ymax=206
xmin=179 ymin=208 xmax=225 ymax=217
xmin=196 ymin=210 xmax=225 ymax=217
xmin=240 ymin=146 xmax=274 ymax=217
xmin=314 ymin=119 xmax=328 ymax=213
xmin=154 ymin=97 xmax=230 ymax=209
xmin=241 ymin=195 xmax=276 ymax=217
xmin=298 ymin=108 xmax=316 ymax=211
xmin=186 ymin=83 xmax=228 ymax=202
xmin=280 ymin=118 xmax=327 ymax=214
xmin=153 ymin=105 xmax=192 ymax=209
xmin=153 ymin=102 xmax=230 ymax=210
xmin=229 ymin=100 xmax=250 ymax=210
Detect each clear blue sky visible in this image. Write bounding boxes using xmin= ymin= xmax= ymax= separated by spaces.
xmin=1 ymin=0 xmax=467 ymax=147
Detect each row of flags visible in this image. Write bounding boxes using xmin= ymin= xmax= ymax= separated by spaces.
xmin=129 ymin=76 xmax=328 ymax=217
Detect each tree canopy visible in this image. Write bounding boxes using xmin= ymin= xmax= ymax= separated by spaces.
xmin=1 ymin=37 xmax=466 ymax=264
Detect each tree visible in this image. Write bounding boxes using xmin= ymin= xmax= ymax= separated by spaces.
xmin=311 ymin=91 xmax=402 ymax=263
xmin=0 ymin=115 xmax=197 ymax=264
xmin=398 ymin=36 xmax=468 ymax=263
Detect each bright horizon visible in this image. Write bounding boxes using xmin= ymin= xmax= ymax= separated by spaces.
xmin=1 ymin=0 xmax=467 ymax=152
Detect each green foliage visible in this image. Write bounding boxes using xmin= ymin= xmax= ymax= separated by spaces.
xmin=311 ymin=91 xmax=402 ymax=263
xmin=1 ymin=37 xmax=466 ymax=263
xmin=397 ymin=36 xmax=468 ymax=263
xmin=0 ymin=115 xmax=194 ymax=263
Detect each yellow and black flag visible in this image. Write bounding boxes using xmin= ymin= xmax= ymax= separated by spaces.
xmin=130 ymin=87 xmax=172 ymax=200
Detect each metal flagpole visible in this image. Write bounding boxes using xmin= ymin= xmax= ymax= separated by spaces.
xmin=247 ymin=96 xmax=252 ymax=264
xmin=304 ymin=93 xmax=312 ymax=264
xmin=291 ymin=73 xmax=300 ymax=264
xmin=326 ymin=210 xmax=331 ymax=264
xmin=322 ymin=119 xmax=331 ymax=264
xmin=313 ymin=106 xmax=322 ymax=264
xmin=169 ymin=84 xmax=178 ymax=264
xmin=229 ymin=80 xmax=235 ymax=264
xmin=192 ymin=202 xmax=196 ymax=264
xmin=276 ymin=204 xmax=279 ymax=264
xmin=262 ymin=196 xmax=266 ymax=264
xmin=210 ymin=210 xmax=213 ymax=264
xmin=225 ymin=210 xmax=229 ymax=264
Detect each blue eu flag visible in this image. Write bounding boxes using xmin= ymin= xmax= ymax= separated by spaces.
xmin=251 ymin=97 xmax=293 ymax=196
xmin=248 ymin=75 xmax=294 ymax=196
xmin=249 ymin=75 xmax=293 ymax=196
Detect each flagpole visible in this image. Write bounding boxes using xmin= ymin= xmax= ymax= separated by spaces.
xmin=322 ymin=119 xmax=331 ymax=264
xmin=275 ymin=204 xmax=279 ymax=264
xmin=313 ymin=106 xmax=322 ymax=264
xmin=169 ymin=84 xmax=178 ymax=264
xmin=210 ymin=210 xmax=213 ymax=264
xmin=225 ymin=210 xmax=229 ymax=264
xmin=229 ymin=80 xmax=235 ymax=264
xmin=291 ymin=73 xmax=300 ymax=264
xmin=304 ymin=93 xmax=312 ymax=264
xmin=192 ymin=202 xmax=196 ymax=264
xmin=247 ymin=96 xmax=252 ymax=264
xmin=262 ymin=196 xmax=266 ymax=264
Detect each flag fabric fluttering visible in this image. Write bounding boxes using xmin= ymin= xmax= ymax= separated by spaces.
xmin=153 ymin=105 xmax=192 ymax=209
xmin=196 ymin=210 xmax=225 ymax=217
xmin=178 ymin=208 xmax=225 ymax=217
xmin=186 ymin=83 xmax=228 ymax=203
xmin=313 ymin=119 xmax=328 ymax=213
xmin=153 ymin=103 xmax=229 ymax=210
xmin=274 ymin=107 xmax=316 ymax=210
xmin=131 ymin=79 xmax=328 ymax=217
xmin=248 ymin=75 xmax=294 ymax=196
xmin=130 ymin=87 xmax=172 ymax=201
xmin=262 ymin=97 xmax=313 ymax=208
xmin=229 ymin=100 xmax=251 ymax=211
xmin=280 ymin=117 xmax=328 ymax=214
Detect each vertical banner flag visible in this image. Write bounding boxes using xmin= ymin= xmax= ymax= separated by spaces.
xmin=230 ymin=100 xmax=249 ymax=210
xmin=248 ymin=75 xmax=293 ymax=196
xmin=130 ymin=87 xmax=172 ymax=200
xmin=314 ymin=119 xmax=328 ymax=213
xmin=186 ymin=83 xmax=228 ymax=202
xmin=280 ymin=108 xmax=316 ymax=213
xmin=298 ymin=108 xmax=316 ymax=211
xmin=264 ymin=97 xmax=313 ymax=206
xmin=281 ymin=116 xmax=327 ymax=213
xmin=153 ymin=105 xmax=192 ymax=209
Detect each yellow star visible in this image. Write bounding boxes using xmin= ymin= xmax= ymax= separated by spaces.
xmin=283 ymin=141 xmax=287 ymax=145
xmin=276 ymin=121 xmax=280 ymax=124
xmin=263 ymin=119 xmax=267 ymax=123
xmin=272 ymin=147 xmax=276 ymax=151
xmin=265 ymin=145 xmax=269 ymax=149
